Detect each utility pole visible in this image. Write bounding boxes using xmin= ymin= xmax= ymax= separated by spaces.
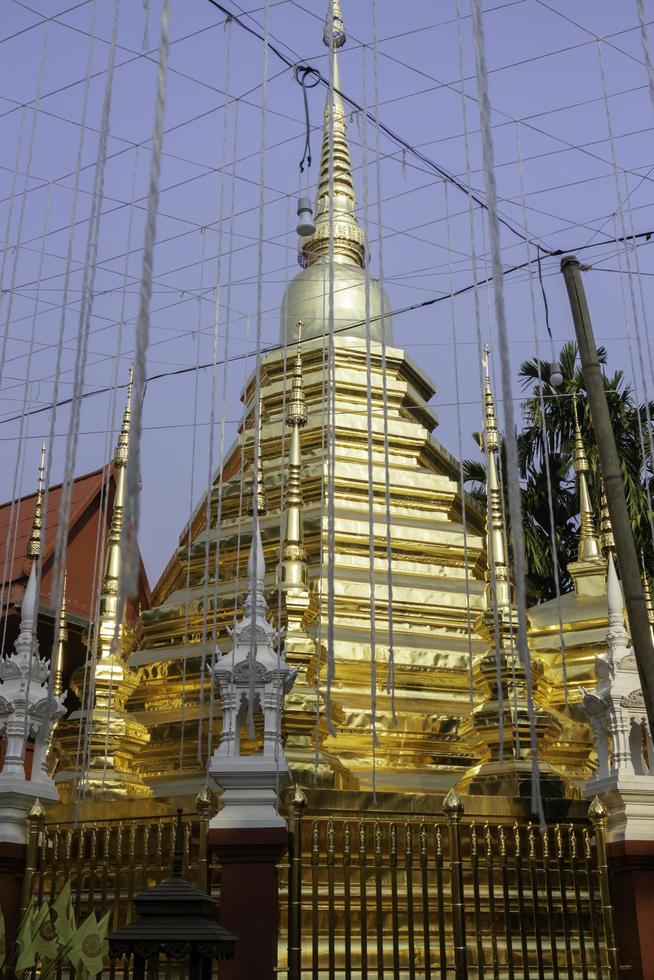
xmin=561 ymin=254 xmax=654 ymax=736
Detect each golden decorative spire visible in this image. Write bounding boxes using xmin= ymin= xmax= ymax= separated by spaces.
xmin=280 ymin=326 xmax=309 ymax=592
xmin=571 ymin=396 xmax=600 ymax=561
xmin=481 ymin=347 xmax=511 ymax=611
xmin=26 ymin=444 xmax=46 ymax=561
xmin=300 ymin=0 xmax=366 ymax=269
xmin=599 ymin=486 xmax=614 ymax=554
xmin=248 ymin=401 xmax=267 ymax=518
xmin=98 ymin=370 xmax=133 ymax=658
xmin=53 ymin=572 xmax=67 ymax=700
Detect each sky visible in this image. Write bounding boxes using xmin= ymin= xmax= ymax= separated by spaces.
xmin=1 ymin=0 xmax=654 ymax=586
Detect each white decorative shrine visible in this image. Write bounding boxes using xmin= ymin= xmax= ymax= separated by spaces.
xmin=581 ymin=554 xmax=654 ymax=841
xmin=0 ymin=561 xmax=64 ymax=843
xmin=209 ymin=522 xmax=298 ymax=828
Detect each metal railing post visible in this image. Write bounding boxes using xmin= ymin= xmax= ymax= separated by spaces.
xmin=444 ymin=788 xmax=468 ymax=980
xmin=288 ymin=785 xmax=307 ymax=980
xmin=589 ymin=796 xmax=620 ymax=980
xmin=196 ymin=786 xmax=216 ymax=894
xmin=20 ymin=798 xmax=45 ymax=916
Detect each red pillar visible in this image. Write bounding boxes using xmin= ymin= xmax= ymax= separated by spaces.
xmin=0 ymin=842 xmax=26 ymax=949
xmin=209 ymin=827 xmax=288 ymax=980
xmin=608 ymin=841 xmax=654 ymax=980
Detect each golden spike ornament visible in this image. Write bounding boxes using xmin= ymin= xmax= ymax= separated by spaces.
xmin=301 ymin=0 xmax=366 ymax=268
xmin=248 ymin=400 xmax=267 ymax=518
xmin=98 ymin=367 xmax=133 ymax=658
xmin=571 ymin=395 xmax=600 ymax=561
xmin=26 ymin=443 xmax=46 ymax=561
xmin=280 ymin=323 xmax=309 ymax=591
xmin=481 ymin=347 xmax=510 ymax=611
xmin=56 ymin=367 xmax=151 ymax=800
xmin=53 ymin=571 xmax=67 ymax=700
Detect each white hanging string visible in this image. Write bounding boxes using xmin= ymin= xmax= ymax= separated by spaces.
xmin=116 ymin=0 xmax=171 ymax=635
xmin=514 ymin=123 xmax=569 ymax=705
xmin=454 ymin=0 xmax=504 ymax=728
xmin=470 ymin=0 xmax=544 ymax=821
xmin=0 ymin=22 xmax=50 ymax=394
xmin=360 ymin=43 xmax=381 ymax=798
xmin=0 ymin=182 xmax=53 ymax=670
xmin=201 ymin=17 xmax=234 ymax=765
xmin=315 ymin=287 xmax=329 ymax=777
xmin=51 ymin=0 xmax=121 ymax=651
xmin=636 ymin=0 xmax=654 ymax=113
xmin=325 ymin=3 xmax=337 ymax=739
xmin=443 ymin=181 xmax=476 ymax=704
xmin=597 ymin=41 xmax=654 ymax=542
xmin=611 ymin=213 xmax=654 ymax=550
xmin=247 ymin=0 xmax=270 ymax=738
xmin=371 ymin=0 xmax=397 ymax=723
xmin=207 ymin=93 xmax=241 ymax=763
xmin=179 ymin=227 xmax=207 ymax=771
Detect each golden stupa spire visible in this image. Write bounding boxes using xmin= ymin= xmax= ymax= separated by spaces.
xmin=481 ymin=347 xmax=511 ymax=611
xmin=26 ymin=444 xmax=46 ymax=561
xmin=98 ymin=368 xmax=133 ymax=657
xmin=301 ymin=0 xmax=366 ymax=269
xmin=280 ymin=322 xmax=309 ymax=592
xmin=571 ymin=395 xmax=601 ymax=561
xmin=53 ymin=572 xmax=67 ymax=700
xmin=248 ymin=400 xmax=267 ymax=518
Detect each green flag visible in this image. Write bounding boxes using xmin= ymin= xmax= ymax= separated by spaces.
xmin=52 ymin=881 xmax=76 ymax=946
xmin=14 ymin=902 xmax=47 ymax=973
xmin=68 ymin=910 xmax=110 ymax=977
xmin=31 ymin=902 xmax=59 ymax=964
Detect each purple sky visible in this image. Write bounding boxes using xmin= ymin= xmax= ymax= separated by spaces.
xmin=1 ymin=0 xmax=654 ymax=585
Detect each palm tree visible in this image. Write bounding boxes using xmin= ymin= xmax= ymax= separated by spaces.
xmin=465 ymin=341 xmax=654 ymax=604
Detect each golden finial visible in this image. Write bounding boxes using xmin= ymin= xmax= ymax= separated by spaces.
xmin=280 ymin=339 xmax=308 ymax=592
xmin=479 ymin=349 xmax=511 ymax=613
xmin=286 ymin=324 xmax=308 ymax=428
xmin=482 ymin=345 xmax=499 ymax=451
xmin=97 ymin=372 xmax=132 ymax=658
xmin=323 ymin=0 xmax=346 ymax=47
xmin=53 ymin=571 xmax=67 ymax=700
xmin=571 ymin=395 xmax=600 ymax=561
xmin=26 ymin=444 xmax=46 ymax=561
xmin=600 ymin=486 xmax=614 ymax=554
xmin=114 ymin=366 xmax=133 ymax=467
xmin=247 ymin=401 xmax=267 ymax=518
xmin=301 ymin=0 xmax=366 ymax=268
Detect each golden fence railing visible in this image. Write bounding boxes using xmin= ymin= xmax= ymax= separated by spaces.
xmin=282 ymin=790 xmax=619 ymax=980
xmin=21 ymin=800 xmax=217 ymax=979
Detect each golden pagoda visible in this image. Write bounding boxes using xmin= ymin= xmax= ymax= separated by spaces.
xmin=54 ymin=0 xmax=604 ymax=810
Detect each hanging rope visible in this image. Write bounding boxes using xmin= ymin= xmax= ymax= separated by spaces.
xmin=515 ymin=123 xmax=569 ymax=706
xmin=295 ymin=65 xmax=320 ymax=173
xmin=371 ymin=0 xmax=397 ymax=724
xmin=51 ymin=0 xmax=121 ymax=649
xmin=201 ymin=15 xmax=234 ymax=765
xmin=455 ymin=0 xmax=503 ymax=722
xmin=443 ymin=181 xmax=476 ymax=706
xmin=360 ymin=43 xmax=381 ymax=800
xmin=116 ymin=0 xmax=171 ymax=634
xmin=470 ymin=0 xmax=544 ymax=822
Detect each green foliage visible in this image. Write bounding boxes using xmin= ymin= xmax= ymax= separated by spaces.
xmin=464 ymin=342 xmax=654 ymax=604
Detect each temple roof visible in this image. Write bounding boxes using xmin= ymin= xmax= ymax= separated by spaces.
xmin=0 ymin=465 xmax=151 ymax=623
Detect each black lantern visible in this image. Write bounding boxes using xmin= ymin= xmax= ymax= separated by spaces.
xmin=108 ymin=811 xmax=236 ymax=979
